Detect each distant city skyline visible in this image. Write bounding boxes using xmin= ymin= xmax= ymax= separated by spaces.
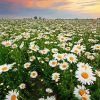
xmin=0 ymin=0 xmax=100 ymax=18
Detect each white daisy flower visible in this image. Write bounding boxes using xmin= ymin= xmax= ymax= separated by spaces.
xmin=46 ymin=96 xmax=56 ymax=100
xmin=53 ymin=53 xmax=64 ymax=61
xmin=38 ymin=98 xmax=45 ymax=100
xmin=29 ymin=42 xmax=39 ymax=51
xmin=52 ymin=72 xmax=60 ymax=82
xmin=0 ymin=64 xmax=12 ymax=73
xmin=12 ymin=44 xmax=18 ymax=49
xmin=73 ymin=44 xmax=86 ymax=51
xmin=66 ymin=53 xmax=77 ymax=63
xmin=1 ymin=40 xmax=12 ymax=47
xmin=59 ymin=62 xmax=69 ymax=70
xmin=22 ymin=32 xmax=30 ymax=39
xmin=46 ymin=88 xmax=53 ymax=93
xmin=65 ymin=47 xmax=71 ymax=51
xmin=77 ymin=62 xmax=92 ymax=70
xmin=39 ymin=48 xmax=49 ymax=54
xmin=74 ymin=85 xmax=90 ymax=100
xmin=95 ymin=70 xmax=100 ymax=77
xmin=71 ymin=48 xmax=81 ymax=54
xmin=5 ymin=90 xmax=19 ymax=100
xmin=30 ymin=71 xmax=38 ymax=78
xmin=58 ymin=35 xmax=66 ymax=42
xmin=24 ymin=62 xmax=31 ymax=69
xmin=51 ymin=48 xmax=58 ymax=54
xmin=19 ymin=83 xmax=26 ymax=89
xmin=29 ymin=56 xmax=36 ymax=62
xmin=49 ymin=60 xmax=57 ymax=67
xmin=75 ymin=69 xmax=96 ymax=85
xmin=91 ymin=44 xmax=100 ymax=50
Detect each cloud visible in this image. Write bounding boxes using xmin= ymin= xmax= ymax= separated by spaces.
xmin=54 ymin=0 xmax=100 ymax=15
xmin=0 ymin=0 xmax=100 ymax=17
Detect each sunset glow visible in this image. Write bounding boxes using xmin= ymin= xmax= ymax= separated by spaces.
xmin=0 ymin=0 xmax=100 ymax=18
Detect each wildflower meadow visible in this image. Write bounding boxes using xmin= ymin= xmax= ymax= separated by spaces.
xmin=0 ymin=18 xmax=100 ymax=100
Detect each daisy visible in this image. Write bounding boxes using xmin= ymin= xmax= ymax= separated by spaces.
xmin=46 ymin=88 xmax=53 ymax=93
xmin=66 ymin=53 xmax=77 ymax=63
xmin=91 ymin=44 xmax=100 ymax=50
xmin=29 ymin=42 xmax=39 ymax=52
xmin=46 ymin=96 xmax=56 ymax=100
xmin=65 ymin=47 xmax=71 ymax=51
xmin=59 ymin=62 xmax=69 ymax=70
xmin=87 ymin=55 xmax=95 ymax=60
xmin=12 ymin=44 xmax=18 ymax=49
xmin=0 ymin=64 xmax=11 ymax=73
xmin=77 ymin=62 xmax=92 ymax=70
xmin=51 ymin=48 xmax=58 ymax=54
xmin=5 ymin=90 xmax=19 ymax=100
xmin=74 ymin=44 xmax=86 ymax=51
xmin=52 ymin=72 xmax=60 ymax=82
xmin=74 ymin=85 xmax=90 ymax=100
xmin=38 ymin=98 xmax=45 ymax=100
xmin=24 ymin=62 xmax=31 ymax=69
xmin=84 ymin=52 xmax=91 ymax=56
xmin=45 ymin=57 xmax=49 ymax=62
xmin=29 ymin=56 xmax=36 ymax=62
xmin=19 ymin=83 xmax=26 ymax=89
xmin=22 ymin=32 xmax=30 ymax=39
xmin=71 ymin=48 xmax=81 ymax=54
xmin=53 ymin=53 xmax=64 ymax=61
xmin=75 ymin=69 xmax=96 ymax=85
xmin=1 ymin=40 xmax=12 ymax=47
xmin=39 ymin=48 xmax=49 ymax=54
xmin=58 ymin=35 xmax=66 ymax=42
xmin=95 ymin=70 xmax=100 ymax=77
xmin=49 ymin=60 xmax=57 ymax=67
xmin=30 ymin=71 xmax=38 ymax=78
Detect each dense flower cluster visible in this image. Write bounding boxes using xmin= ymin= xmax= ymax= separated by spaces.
xmin=0 ymin=18 xmax=100 ymax=100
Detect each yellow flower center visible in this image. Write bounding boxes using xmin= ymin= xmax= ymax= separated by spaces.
xmin=54 ymin=50 xmax=57 ymax=52
xmin=26 ymin=64 xmax=29 ymax=67
xmin=54 ymin=75 xmax=58 ymax=80
xmin=2 ymin=67 xmax=8 ymax=71
xmin=11 ymin=95 xmax=16 ymax=100
xmin=79 ymin=89 xmax=86 ymax=96
xmin=81 ymin=72 xmax=89 ymax=79
xmin=96 ymin=46 xmax=100 ymax=48
xmin=62 ymin=64 xmax=67 ymax=68
xmin=74 ymin=50 xmax=78 ymax=53
xmin=57 ymin=55 xmax=62 ymax=59
xmin=66 ymin=47 xmax=70 ymax=51
xmin=61 ymin=38 xmax=64 ymax=40
xmin=32 ymin=46 xmax=36 ymax=50
xmin=6 ymin=42 xmax=11 ymax=46
xmin=77 ymin=45 xmax=81 ymax=49
xmin=69 ymin=56 xmax=74 ymax=61
xmin=52 ymin=61 xmax=57 ymax=65
xmin=32 ymin=72 xmax=36 ymax=76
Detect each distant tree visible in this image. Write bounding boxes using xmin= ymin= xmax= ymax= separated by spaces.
xmin=34 ymin=16 xmax=38 ymax=19
xmin=39 ymin=17 xmax=42 ymax=19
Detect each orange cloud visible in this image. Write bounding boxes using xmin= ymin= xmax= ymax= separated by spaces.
xmin=55 ymin=0 xmax=100 ymax=15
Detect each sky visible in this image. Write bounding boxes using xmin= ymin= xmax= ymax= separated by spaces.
xmin=0 ymin=0 xmax=100 ymax=18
